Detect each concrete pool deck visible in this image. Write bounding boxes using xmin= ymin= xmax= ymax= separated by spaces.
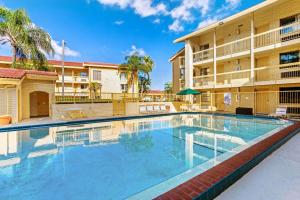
xmin=216 ymin=133 xmax=300 ymax=200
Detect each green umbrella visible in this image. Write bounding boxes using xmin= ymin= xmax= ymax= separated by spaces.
xmin=176 ymin=88 xmax=201 ymax=95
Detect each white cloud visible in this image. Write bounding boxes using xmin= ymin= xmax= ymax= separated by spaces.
xmin=153 ymin=18 xmax=160 ymax=24
xmin=226 ymin=0 xmax=241 ymax=8
xmin=51 ymin=40 xmax=80 ymax=59
xmin=114 ymin=20 xmax=124 ymax=25
xmin=168 ymin=0 xmax=210 ymax=32
xmin=168 ymin=20 xmax=184 ymax=32
xmin=97 ymin=0 xmax=167 ymax=17
xmin=126 ymin=45 xmax=146 ymax=56
xmin=197 ymin=17 xmax=218 ymax=29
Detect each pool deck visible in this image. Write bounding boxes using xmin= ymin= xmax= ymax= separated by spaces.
xmin=155 ymin=121 xmax=300 ymax=200
xmin=216 ymin=133 xmax=300 ymax=200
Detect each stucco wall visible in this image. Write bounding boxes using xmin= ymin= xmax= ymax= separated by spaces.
xmin=0 ymin=88 xmax=18 ymax=123
xmin=52 ymin=103 xmax=114 ymax=120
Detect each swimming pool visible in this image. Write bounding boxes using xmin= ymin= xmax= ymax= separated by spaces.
xmin=0 ymin=114 xmax=293 ymax=200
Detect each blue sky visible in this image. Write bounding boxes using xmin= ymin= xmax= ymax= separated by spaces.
xmin=0 ymin=0 xmax=263 ymax=89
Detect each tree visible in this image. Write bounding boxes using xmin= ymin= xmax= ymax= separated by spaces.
xmin=120 ymin=52 xmax=154 ymax=93
xmin=164 ymin=82 xmax=173 ymax=94
xmin=0 ymin=7 xmax=53 ymax=69
xmin=89 ymin=82 xmax=101 ymax=99
xmin=138 ymin=75 xmax=151 ymax=93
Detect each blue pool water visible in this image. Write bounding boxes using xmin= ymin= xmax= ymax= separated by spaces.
xmin=0 ymin=114 xmax=291 ymax=200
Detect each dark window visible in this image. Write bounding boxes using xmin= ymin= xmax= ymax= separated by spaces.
xmin=180 ymin=68 xmax=185 ymax=79
xmin=280 ymin=51 xmax=299 ymax=64
xmin=280 ymin=15 xmax=296 ymax=27
xmin=200 ymin=68 xmax=209 ymax=76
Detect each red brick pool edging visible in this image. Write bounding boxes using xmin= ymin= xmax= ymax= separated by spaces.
xmin=154 ymin=122 xmax=300 ymax=200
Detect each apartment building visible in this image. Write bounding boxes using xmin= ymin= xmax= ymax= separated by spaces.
xmin=171 ymin=0 xmax=300 ymax=115
xmin=0 ymin=56 xmax=138 ymax=96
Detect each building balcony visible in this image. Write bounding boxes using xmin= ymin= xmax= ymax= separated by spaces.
xmin=57 ymin=75 xmax=89 ymax=83
xmin=192 ymin=21 xmax=300 ymax=64
xmin=193 ymin=62 xmax=300 ymax=89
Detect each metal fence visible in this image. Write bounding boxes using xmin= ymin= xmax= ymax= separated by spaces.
xmin=54 ymin=92 xmax=185 ymax=104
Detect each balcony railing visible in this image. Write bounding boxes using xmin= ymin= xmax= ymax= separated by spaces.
xmin=216 ymin=69 xmax=251 ymax=86
xmin=255 ymin=21 xmax=300 ymax=49
xmin=216 ymin=36 xmax=251 ymax=58
xmin=193 ymin=48 xmax=213 ymax=63
xmin=191 ymin=22 xmax=300 ymax=64
xmin=58 ymin=75 xmax=89 ymax=83
xmin=193 ymin=62 xmax=300 ymax=88
xmin=194 ymin=74 xmax=214 ymax=88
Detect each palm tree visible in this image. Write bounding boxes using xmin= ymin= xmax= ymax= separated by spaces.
xmin=164 ymin=82 xmax=173 ymax=94
xmin=89 ymin=82 xmax=101 ymax=99
xmin=0 ymin=7 xmax=53 ymax=69
xmin=120 ymin=52 xmax=154 ymax=94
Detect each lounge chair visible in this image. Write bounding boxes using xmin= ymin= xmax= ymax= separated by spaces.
xmin=139 ymin=105 xmax=147 ymax=114
xmin=153 ymin=105 xmax=161 ymax=112
xmin=270 ymin=106 xmax=288 ymax=118
xmin=146 ymin=105 xmax=154 ymax=113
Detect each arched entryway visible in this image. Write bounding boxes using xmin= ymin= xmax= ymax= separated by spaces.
xmin=30 ymin=91 xmax=49 ymax=118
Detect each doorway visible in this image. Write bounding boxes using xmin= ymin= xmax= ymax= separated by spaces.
xmin=30 ymin=91 xmax=49 ymax=118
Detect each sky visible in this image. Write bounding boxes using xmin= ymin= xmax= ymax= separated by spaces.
xmin=0 ymin=0 xmax=263 ymax=89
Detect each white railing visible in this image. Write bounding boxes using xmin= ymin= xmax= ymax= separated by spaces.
xmin=74 ymin=76 xmax=89 ymax=83
xmin=216 ymin=69 xmax=251 ymax=86
xmin=255 ymin=21 xmax=300 ymax=48
xmin=193 ymin=48 xmax=214 ymax=63
xmin=192 ymin=62 xmax=300 ymax=88
xmin=58 ymin=75 xmax=89 ymax=83
xmin=191 ymin=22 xmax=300 ymax=62
xmin=216 ymin=36 xmax=251 ymax=58
xmin=193 ymin=74 xmax=214 ymax=88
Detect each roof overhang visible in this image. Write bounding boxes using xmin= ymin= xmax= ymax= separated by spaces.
xmin=169 ymin=48 xmax=185 ymax=62
xmin=174 ymin=0 xmax=280 ymax=43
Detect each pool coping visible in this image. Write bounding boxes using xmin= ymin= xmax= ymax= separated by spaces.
xmin=0 ymin=111 xmax=282 ymax=132
xmin=154 ymin=121 xmax=300 ymax=200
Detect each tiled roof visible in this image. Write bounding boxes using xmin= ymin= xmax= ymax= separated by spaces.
xmin=83 ymin=62 xmax=119 ymax=67
xmin=0 ymin=55 xmax=119 ymax=68
xmin=0 ymin=68 xmax=57 ymax=79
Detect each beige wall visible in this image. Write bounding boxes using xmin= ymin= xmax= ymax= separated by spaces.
xmin=172 ymin=57 xmax=181 ymax=93
xmin=52 ymin=103 xmax=114 ymax=120
xmin=0 ymin=87 xmax=18 ymax=123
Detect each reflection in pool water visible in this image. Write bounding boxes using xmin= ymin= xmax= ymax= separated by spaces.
xmin=0 ymin=114 xmax=290 ymax=200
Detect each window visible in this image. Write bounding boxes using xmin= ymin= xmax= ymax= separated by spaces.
xmin=121 ymin=84 xmax=128 ymax=92
xmin=199 ymin=44 xmax=209 ymax=51
xmin=280 ymin=14 xmax=300 ymax=41
xmin=180 ymin=68 xmax=185 ymax=79
xmin=80 ymin=84 xmax=86 ymax=89
xmin=93 ymin=70 xmax=101 ymax=81
xmin=200 ymin=68 xmax=209 ymax=76
xmin=120 ymin=72 xmax=127 ymax=82
xmin=80 ymin=72 xmax=87 ymax=77
xmin=280 ymin=51 xmax=300 ymax=64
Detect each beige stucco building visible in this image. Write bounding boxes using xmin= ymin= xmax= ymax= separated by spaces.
xmin=0 ymin=56 xmax=138 ymax=123
xmin=0 ymin=68 xmax=57 ymax=123
xmin=170 ymin=0 xmax=300 ymax=116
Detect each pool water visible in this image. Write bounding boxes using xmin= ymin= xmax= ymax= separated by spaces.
xmin=0 ymin=114 xmax=291 ymax=200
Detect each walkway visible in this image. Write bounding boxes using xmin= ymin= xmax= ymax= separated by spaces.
xmin=216 ymin=133 xmax=300 ymax=200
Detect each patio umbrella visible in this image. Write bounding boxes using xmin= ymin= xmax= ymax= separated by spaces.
xmin=176 ymin=88 xmax=201 ymax=95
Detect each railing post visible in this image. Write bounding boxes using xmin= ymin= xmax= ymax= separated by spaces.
xmin=250 ymin=12 xmax=255 ymax=81
xmin=213 ymin=29 xmax=217 ymax=86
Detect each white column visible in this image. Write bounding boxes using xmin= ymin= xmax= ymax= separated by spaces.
xmin=213 ymin=29 xmax=217 ymax=86
xmin=250 ymin=13 xmax=255 ymax=80
xmin=185 ymin=40 xmax=193 ymax=89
